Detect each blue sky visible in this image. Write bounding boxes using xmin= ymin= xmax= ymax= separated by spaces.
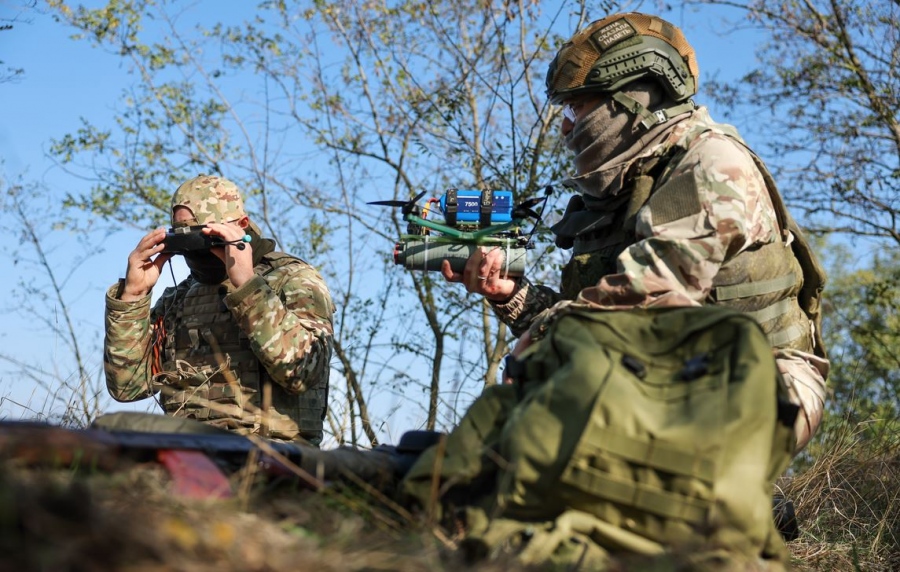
xmin=0 ymin=1 xmax=766 ymax=427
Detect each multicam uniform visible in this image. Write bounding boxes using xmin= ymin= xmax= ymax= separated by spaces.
xmin=104 ymin=252 xmax=333 ymax=445
xmin=491 ymin=107 xmax=828 ymax=446
xmin=104 ymin=174 xmax=334 ymax=446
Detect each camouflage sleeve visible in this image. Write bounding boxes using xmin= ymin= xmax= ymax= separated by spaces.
xmin=776 ymin=348 xmax=829 ymax=452
xmin=579 ymin=132 xmax=779 ymax=309
xmin=489 ymin=277 xmax=563 ymax=337
xmin=224 ymin=261 xmax=334 ymax=394
xmin=103 ymin=281 xmax=160 ymax=402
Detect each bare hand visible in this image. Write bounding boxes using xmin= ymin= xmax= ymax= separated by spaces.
xmin=440 ymin=246 xmax=518 ymax=301
xmin=121 ymin=227 xmax=173 ymax=301
xmin=203 ymin=222 xmax=254 ymax=288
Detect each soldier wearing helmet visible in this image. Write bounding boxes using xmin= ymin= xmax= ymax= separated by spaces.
xmin=442 ymin=12 xmax=828 ymax=453
xmin=103 ymin=175 xmax=334 ymax=445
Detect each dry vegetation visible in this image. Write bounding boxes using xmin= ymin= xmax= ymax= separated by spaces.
xmin=1 ymin=421 xmax=897 ymax=572
xmin=782 ymin=425 xmax=900 ymax=571
xmin=0 ymin=461 xmax=458 ymax=572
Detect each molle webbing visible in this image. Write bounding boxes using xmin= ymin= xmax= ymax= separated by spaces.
xmin=561 ymin=426 xmax=714 ymax=524
xmin=714 ymin=274 xmax=798 ymax=301
xmin=156 ymin=256 xmax=324 ymax=443
xmin=558 ymin=123 xmax=823 ymax=355
xmin=710 ymin=240 xmax=809 ymax=352
xmin=744 ymin=150 xmax=828 ymax=361
xmin=745 ymin=298 xmax=793 ymax=326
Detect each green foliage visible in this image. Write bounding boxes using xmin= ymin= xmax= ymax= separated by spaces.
xmin=690 ymin=0 xmax=900 ymax=246
xmin=820 ymin=243 xmax=900 ymax=434
xmin=41 ymin=0 xmax=605 ymax=440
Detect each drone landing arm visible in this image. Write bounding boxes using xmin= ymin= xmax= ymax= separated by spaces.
xmin=404 ymin=215 xmax=521 ymax=242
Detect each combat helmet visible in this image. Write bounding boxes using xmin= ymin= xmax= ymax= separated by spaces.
xmin=546 ymin=12 xmax=699 ymax=129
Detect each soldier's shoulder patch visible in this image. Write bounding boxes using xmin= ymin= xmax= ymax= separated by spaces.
xmin=646 ymin=172 xmax=702 ymax=226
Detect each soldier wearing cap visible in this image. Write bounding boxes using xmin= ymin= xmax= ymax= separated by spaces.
xmin=103 ymin=175 xmax=334 ymax=445
xmin=442 ymin=12 xmax=828 ymax=453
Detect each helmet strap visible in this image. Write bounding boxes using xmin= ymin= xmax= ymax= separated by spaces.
xmin=611 ymin=92 xmax=697 ymax=130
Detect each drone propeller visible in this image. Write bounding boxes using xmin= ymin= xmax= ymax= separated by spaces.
xmin=512 ymin=187 xmax=552 ymax=221
xmin=368 ymin=191 xmax=427 ymax=216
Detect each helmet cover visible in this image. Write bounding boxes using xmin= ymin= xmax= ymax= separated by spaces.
xmin=546 ymin=12 xmax=699 ymax=104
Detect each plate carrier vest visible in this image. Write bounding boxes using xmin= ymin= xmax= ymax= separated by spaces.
xmin=154 ymin=253 xmax=327 ymax=444
xmin=554 ymin=120 xmax=827 ymax=360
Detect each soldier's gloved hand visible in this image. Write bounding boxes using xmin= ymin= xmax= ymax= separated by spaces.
xmin=441 ymin=246 xmax=518 ymax=301
xmin=121 ymin=227 xmax=173 ymax=302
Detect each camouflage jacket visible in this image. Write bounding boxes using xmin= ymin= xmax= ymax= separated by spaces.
xmin=491 ymin=107 xmax=829 ymax=448
xmin=103 ymin=252 xmax=334 ymax=443
xmin=494 ymin=107 xmax=793 ymax=331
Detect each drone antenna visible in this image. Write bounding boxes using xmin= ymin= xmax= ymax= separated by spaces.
xmin=522 ymin=185 xmax=554 ymax=247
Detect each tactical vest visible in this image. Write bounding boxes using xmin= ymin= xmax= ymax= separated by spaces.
xmin=554 ymin=122 xmax=826 ymax=359
xmin=154 ymin=253 xmax=327 ymax=445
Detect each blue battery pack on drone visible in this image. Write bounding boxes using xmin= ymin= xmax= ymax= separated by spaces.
xmin=439 ymin=189 xmax=514 ymax=225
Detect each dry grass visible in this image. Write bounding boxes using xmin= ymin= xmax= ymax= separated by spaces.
xmin=0 ymin=462 xmax=452 ymax=572
xmin=784 ymin=421 xmax=900 ymax=572
xmin=0 ymin=455 xmax=554 ymax=572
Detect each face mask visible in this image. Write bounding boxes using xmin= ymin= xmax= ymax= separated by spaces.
xmin=563 ymin=100 xmax=641 ymax=197
xmin=564 ymin=84 xmax=682 ymax=198
xmin=183 ymin=251 xmax=227 ymax=284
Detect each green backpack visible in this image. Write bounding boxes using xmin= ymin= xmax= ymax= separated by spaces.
xmin=401 ymin=306 xmax=797 ymax=570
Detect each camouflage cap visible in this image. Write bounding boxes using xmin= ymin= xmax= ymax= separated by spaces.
xmin=171 ymin=175 xmax=247 ymax=225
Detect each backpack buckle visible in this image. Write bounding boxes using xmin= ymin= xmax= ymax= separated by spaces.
xmin=621 ymin=354 xmax=647 ymax=379
xmin=679 ymin=353 xmax=710 ymax=381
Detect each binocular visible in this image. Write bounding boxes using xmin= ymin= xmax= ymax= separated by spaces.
xmin=161 ymin=225 xmax=250 ymax=253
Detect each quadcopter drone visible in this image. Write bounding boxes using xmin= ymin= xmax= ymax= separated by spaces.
xmin=368 ymin=187 xmax=550 ymax=276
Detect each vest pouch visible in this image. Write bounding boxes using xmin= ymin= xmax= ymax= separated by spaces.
xmin=206 ymin=375 xmax=251 ymax=402
xmin=560 ymin=246 xmax=625 ymax=301
xmin=554 ymin=340 xmax=726 ymax=552
xmin=259 ymin=409 xmax=302 ymax=441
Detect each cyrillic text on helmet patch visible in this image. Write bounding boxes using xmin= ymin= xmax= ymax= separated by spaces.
xmin=590 ymin=19 xmax=637 ymax=53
